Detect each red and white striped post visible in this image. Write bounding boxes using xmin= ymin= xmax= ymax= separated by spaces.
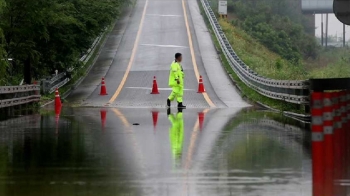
xmin=311 ymin=92 xmax=324 ymax=196
xmin=332 ymin=92 xmax=343 ymax=195
xmin=347 ymin=90 xmax=350 ymax=133
xmin=323 ymin=92 xmax=334 ymax=196
xmin=347 ymin=90 xmax=350 ymax=131
xmin=346 ymin=91 xmax=350 ymax=180
xmin=340 ymin=91 xmax=347 ymax=183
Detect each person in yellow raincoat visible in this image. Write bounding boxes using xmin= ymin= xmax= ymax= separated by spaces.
xmin=167 ymin=108 xmax=184 ymax=166
xmin=167 ymin=53 xmax=186 ymax=108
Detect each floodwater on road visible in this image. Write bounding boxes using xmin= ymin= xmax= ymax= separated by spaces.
xmin=0 ymin=107 xmax=311 ymax=196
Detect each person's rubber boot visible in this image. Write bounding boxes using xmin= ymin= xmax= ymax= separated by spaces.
xmin=167 ymin=99 xmax=171 ymax=108
xmin=167 ymin=108 xmax=171 ymax=116
xmin=177 ymin=102 xmax=186 ymax=108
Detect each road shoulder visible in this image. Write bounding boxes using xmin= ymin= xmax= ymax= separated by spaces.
xmin=187 ymin=0 xmax=250 ymax=108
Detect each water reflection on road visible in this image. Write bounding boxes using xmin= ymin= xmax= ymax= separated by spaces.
xmin=0 ymin=107 xmax=311 ymax=196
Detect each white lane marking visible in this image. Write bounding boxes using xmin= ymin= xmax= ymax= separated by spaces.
xmin=140 ymin=44 xmax=188 ymax=48
xmin=146 ymin=14 xmax=182 ymax=17
xmin=125 ymin=87 xmax=194 ymax=91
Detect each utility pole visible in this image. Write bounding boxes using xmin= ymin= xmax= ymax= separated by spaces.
xmin=321 ymin=14 xmax=324 ymax=46
xmin=325 ymin=14 xmax=328 ymax=48
xmin=343 ymin=24 xmax=346 ymax=47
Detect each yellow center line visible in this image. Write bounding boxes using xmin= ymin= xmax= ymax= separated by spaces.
xmin=184 ymin=108 xmax=210 ymax=169
xmin=111 ymin=108 xmax=131 ymax=129
xmin=108 ymin=0 xmax=149 ymax=104
xmin=182 ymin=108 xmax=210 ymax=195
xmin=182 ymin=0 xmax=215 ymax=108
xmin=111 ymin=108 xmax=146 ymax=173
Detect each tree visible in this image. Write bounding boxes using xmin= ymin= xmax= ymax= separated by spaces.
xmin=1 ymin=0 xmax=51 ymax=84
xmin=0 ymin=0 xmax=7 ymax=85
xmin=0 ymin=0 xmax=130 ymax=85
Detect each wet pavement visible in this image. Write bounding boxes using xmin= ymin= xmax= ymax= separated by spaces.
xmin=67 ymin=0 xmax=248 ymax=109
xmin=0 ymin=107 xmax=312 ymax=196
xmin=0 ymin=0 xmax=312 ymax=195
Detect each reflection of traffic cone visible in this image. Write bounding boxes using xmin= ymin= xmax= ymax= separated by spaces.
xmin=198 ymin=112 xmax=205 ymax=131
xmin=197 ymin=75 xmax=205 ymax=93
xmin=55 ymin=88 xmax=62 ymax=110
xmin=151 ymin=76 xmax=160 ymax=94
xmin=100 ymin=78 xmax=108 ymax=95
xmin=152 ymin=111 xmax=159 ymax=132
xmin=55 ymin=105 xmax=61 ymax=135
xmin=100 ymin=110 xmax=107 ymax=130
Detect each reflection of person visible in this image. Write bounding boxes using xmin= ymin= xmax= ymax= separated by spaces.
xmin=167 ymin=53 xmax=186 ymax=108
xmin=167 ymin=108 xmax=184 ymax=166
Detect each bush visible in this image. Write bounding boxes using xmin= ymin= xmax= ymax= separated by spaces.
xmin=275 ymin=59 xmax=282 ymax=70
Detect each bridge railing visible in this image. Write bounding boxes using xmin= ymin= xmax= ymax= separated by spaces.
xmin=41 ymin=72 xmax=70 ymax=94
xmin=199 ymin=0 xmax=310 ymax=105
xmin=0 ymin=85 xmax=41 ymax=109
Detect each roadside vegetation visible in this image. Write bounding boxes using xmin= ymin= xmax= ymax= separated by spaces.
xmin=0 ymin=0 xmax=131 ymax=86
xmin=197 ymin=0 xmax=350 ymax=113
xmin=198 ymin=0 xmax=303 ymax=112
xmin=210 ymin=0 xmax=350 ymax=80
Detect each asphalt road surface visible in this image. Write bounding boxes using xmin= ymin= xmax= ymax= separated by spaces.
xmin=67 ymin=0 xmax=248 ymax=109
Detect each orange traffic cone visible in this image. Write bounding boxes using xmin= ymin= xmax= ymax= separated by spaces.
xmin=100 ymin=110 xmax=107 ymax=130
xmin=198 ymin=112 xmax=205 ymax=131
xmin=152 ymin=111 xmax=159 ymax=132
xmin=197 ymin=75 xmax=205 ymax=93
xmin=100 ymin=78 xmax=108 ymax=95
xmin=55 ymin=88 xmax=62 ymax=110
xmin=151 ymin=76 xmax=160 ymax=94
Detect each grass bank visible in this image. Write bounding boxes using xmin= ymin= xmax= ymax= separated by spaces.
xmin=198 ymin=0 xmax=304 ymax=113
xmin=220 ymin=19 xmax=350 ymax=80
xmin=219 ymin=20 xmax=307 ymax=80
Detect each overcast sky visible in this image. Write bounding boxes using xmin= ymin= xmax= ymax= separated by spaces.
xmin=315 ymin=14 xmax=350 ymax=40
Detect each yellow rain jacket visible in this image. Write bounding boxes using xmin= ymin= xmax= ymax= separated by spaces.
xmin=168 ymin=61 xmax=184 ymax=87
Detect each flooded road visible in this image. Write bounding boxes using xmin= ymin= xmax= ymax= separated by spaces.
xmin=0 ymin=107 xmax=311 ymax=196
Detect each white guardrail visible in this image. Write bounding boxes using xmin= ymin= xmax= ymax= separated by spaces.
xmin=200 ymin=0 xmax=310 ymax=105
xmin=0 ymin=85 xmax=41 ymax=108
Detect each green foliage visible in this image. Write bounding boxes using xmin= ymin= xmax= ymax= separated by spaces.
xmin=198 ymin=0 xmax=304 ymax=113
xmin=0 ymin=0 xmax=7 ymax=85
xmin=220 ymin=20 xmax=307 ymax=80
xmin=0 ymin=0 xmax=130 ymax=85
xmin=227 ymin=0 xmax=319 ymax=63
xmin=275 ymin=58 xmax=282 ymax=70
